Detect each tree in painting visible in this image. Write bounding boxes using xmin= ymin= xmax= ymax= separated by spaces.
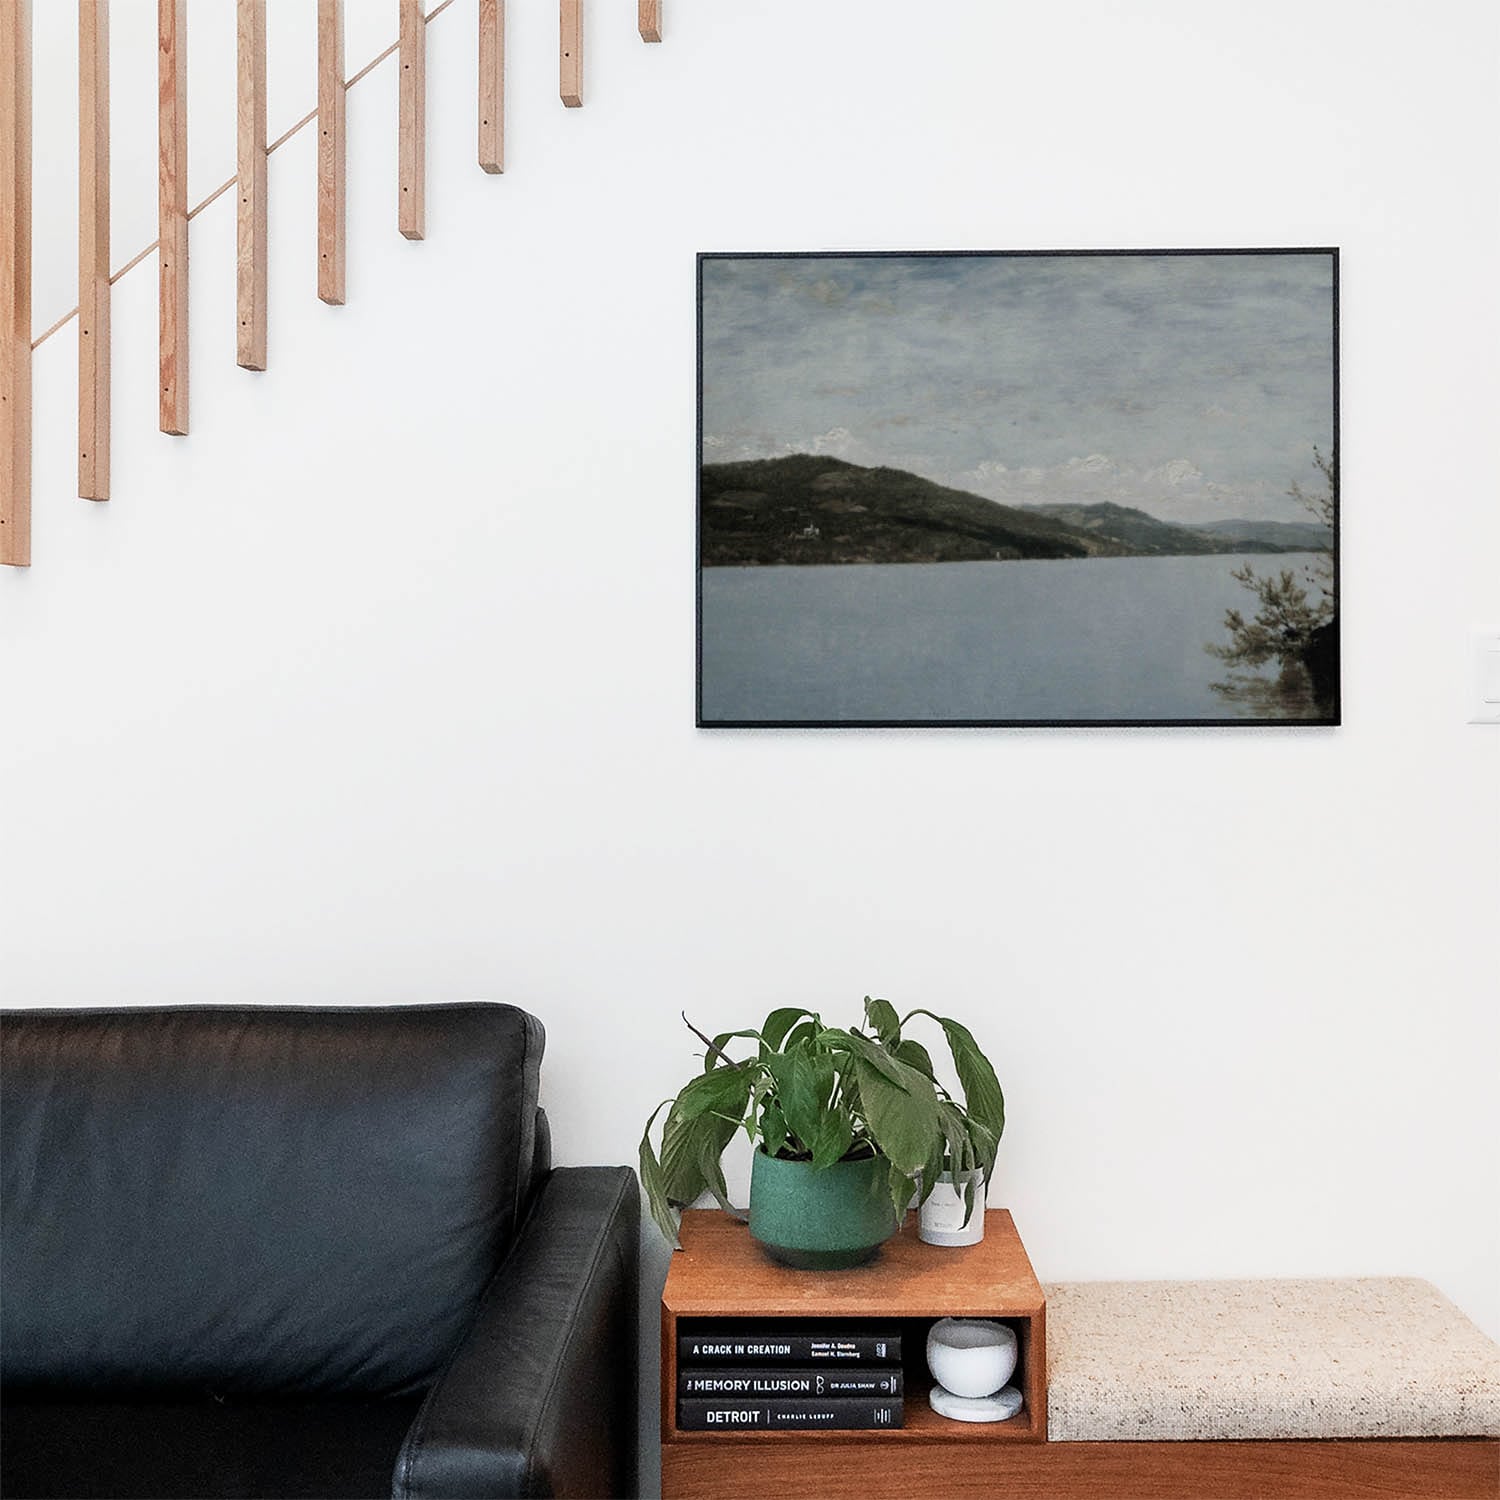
xmin=1207 ymin=448 xmax=1337 ymax=718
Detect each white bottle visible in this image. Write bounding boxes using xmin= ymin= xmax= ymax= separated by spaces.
xmin=917 ymin=1169 xmax=986 ymax=1246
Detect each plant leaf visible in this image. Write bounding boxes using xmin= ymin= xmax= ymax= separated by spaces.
xmin=701 ymin=1029 xmax=762 ymax=1073
xmin=764 ymin=1044 xmax=822 ymax=1154
xmin=906 ymin=1009 xmax=1005 ymax=1147
xmin=760 ymin=1098 xmax=789 ymax=1159
xmin=839 ymin=1069 xmax=872 ymax=1156
xmin=864 ymin=996 xmax=901 ymax=1046
xmin=639 ymin=1100 xmax=681 ymax=1247
xmin=782 ymin=1019 xmax=819 ymax=1052
xmin=936 ymin=1100 xmax=972 ymax=1177
xmin=662 ymin=1101 xmax=740 ymax=1210
xmin=696 ymin=1125 xmax=741 ymax=1218
xmin=935 ymin=1101 xmax=993 ymax=1227
xmin=965 ymin=1114 xmax=999 ymax=1181
xmin=673 ymin=1061 xmax=755 ymax=1124
xmin=745 ymin=1073 xmax=773 ymax=1141
xmin=809 ymin=1106 xmax=854 ymax=1171
xmin=893 ymin=1038 xmax=935 ymax=1080
xmin=760 ymin=1007 xmax=815 ymax=1054
xmin=659 ymin=1107 xmax=707 ymax=1204
xmin=835 ymin=1028 xmax=917 ymax=1090
xmin=851 ymin=1053 xmax=939 ymax=1174
xmin=915 ymin=1133 xmax=946 ymax=1212
xmin=887 ymin=1157 xmax=915 ymax=1226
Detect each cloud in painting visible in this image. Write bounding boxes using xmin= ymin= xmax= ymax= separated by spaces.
xmin=701 ymin=253 xmax=1335 ymax=524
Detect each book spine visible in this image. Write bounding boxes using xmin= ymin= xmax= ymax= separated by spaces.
xmin=677 ymin=1396 xmax=904 ymax=1431
xmin=677 ymin=1334 xmax=901 ymax=1364
xmin=679 ymin=1367 xmax=904 ymax=1398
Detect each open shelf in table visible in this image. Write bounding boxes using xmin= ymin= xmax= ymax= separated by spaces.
xmin=661 ymin=1211 xmax=1048 ymax=1450
xmin=665 ymin=1375 xmax=1040 ymax=1443
xmin=666 ymin=1312 xmax=1043 ymax=1444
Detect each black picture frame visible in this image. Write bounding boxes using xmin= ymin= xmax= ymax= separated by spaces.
xmin=696 ymin=249 xmax=1340 ymax=729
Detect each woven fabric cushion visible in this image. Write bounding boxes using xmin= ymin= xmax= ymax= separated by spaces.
xmin=1043 ymin=1277 xmax=1500 ymax=1441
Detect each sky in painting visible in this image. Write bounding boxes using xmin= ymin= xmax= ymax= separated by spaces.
xmin=700 ymin=253 xmax=1335 ymax=524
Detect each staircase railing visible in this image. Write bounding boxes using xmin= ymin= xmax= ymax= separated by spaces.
xmin=0 ymin=0 xmax=664 ymax=568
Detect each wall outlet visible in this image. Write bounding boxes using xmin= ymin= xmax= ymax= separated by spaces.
xmin=1472 ymin=631 xmax=1500 ymax=724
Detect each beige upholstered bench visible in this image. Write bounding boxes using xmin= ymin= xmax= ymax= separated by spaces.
xmin=1039 ymin=1276 xmax=1500 ymax=1498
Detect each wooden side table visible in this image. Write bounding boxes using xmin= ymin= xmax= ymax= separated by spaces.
xmin=661 ymin=1208 xmax=1046 ymax=1500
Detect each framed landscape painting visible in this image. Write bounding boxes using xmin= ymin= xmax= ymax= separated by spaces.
xmin=696 ymin=249 xmax=1339 ymax=727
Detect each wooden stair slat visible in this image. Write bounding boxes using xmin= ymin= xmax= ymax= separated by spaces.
xmin=560 ymin=0 xmax=582 ymax=108
xmin=236 ymin=0 xmax=268 ymax=371
xmin=78 ymin=0 xmax=109 ymax=500
xmin=398 ymin=0 xmax=425 ymax=240
xmin=478 ymin=0 xmax=503 ymax=174
xmin=1 ymin=0 xmax=31 ymax=564
xmin=158 ymin=0 xmax=188 ymax=435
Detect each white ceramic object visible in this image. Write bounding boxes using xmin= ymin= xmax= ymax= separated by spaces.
xmin=928 ymin=1383 xmax=1023 ymax=1423
xmin=917 ymin=1170 xmax=986 ymax=1246
xmin=925 ymin=1317 xmax=1018 ymax=1398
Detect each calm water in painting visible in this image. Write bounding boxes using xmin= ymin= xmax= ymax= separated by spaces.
xmin=700 ymin=554 xmax=1316 ymax=722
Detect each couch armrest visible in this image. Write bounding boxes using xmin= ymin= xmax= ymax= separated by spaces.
xmin=394 ymin=1166 xmax=640 ymax=1500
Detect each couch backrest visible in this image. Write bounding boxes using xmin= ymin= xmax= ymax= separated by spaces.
xmin=0 ymin=1004 xmax=543 ymax=1399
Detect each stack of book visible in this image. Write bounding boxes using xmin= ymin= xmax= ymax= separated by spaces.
xmin=676 ymin=1327 xmax=904 ymax=1431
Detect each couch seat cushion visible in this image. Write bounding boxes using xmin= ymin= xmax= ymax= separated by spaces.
xmin=0 ymin=1394 xmax=424 ymax=1499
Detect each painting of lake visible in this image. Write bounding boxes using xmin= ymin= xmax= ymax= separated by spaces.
xmin=702 ymin=553 xmax=1323 ymax=724
xmin=697 ymin=251 xmax=1339 ymax=726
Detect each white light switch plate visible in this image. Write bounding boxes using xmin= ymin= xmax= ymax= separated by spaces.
xmin=1472 ymin=630 xmax=1500 ymax=724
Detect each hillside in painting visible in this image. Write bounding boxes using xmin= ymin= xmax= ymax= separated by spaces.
xmin=700 ymin=456 xmax=1323 ymax=566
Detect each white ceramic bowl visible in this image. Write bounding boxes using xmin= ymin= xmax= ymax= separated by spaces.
xmin=925 ymin=1317 xmax=1018 ymax=1399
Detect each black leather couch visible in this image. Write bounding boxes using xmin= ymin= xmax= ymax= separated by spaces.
xmin=0 ymin=1004 xmax=639 ymax=1500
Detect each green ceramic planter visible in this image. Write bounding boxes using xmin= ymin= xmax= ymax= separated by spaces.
xmin=748 ymin=1149 xmax=899 ymax=1270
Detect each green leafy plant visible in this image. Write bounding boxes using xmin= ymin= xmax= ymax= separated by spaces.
xmin=639 ymin=997 xmax=1005 ymax=1247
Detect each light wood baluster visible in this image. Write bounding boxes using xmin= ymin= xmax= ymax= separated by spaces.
xmin=479 ymin=0 xmax=503 ymax=173
xmin=560 ymin=0 xmax=582 ymax=107
xmin=317 ymin=0 xmax=345 ymax=304
xmin=78 ymin=1 xmax=110 ymax=499
xmin=398 ymin=0 xmax=425 ymax=239
xmin=236 ymin=0 xmax=267 ymax=370
xmin=158 ymin=0 xmax=188 ymax=434
xmin=1 ymin=0 xmax=31 ymax=563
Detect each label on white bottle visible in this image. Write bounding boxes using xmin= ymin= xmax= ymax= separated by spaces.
xmin=922 ymin=1179 xmax=971 ymax=1232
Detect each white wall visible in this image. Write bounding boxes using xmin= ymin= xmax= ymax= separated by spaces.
xmin=5 ymin=0 xmax=1498 ymax=1472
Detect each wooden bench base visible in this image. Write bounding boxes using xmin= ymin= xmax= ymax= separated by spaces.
xmin=662 ymin=1436 xmax=1500 ymax=1500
